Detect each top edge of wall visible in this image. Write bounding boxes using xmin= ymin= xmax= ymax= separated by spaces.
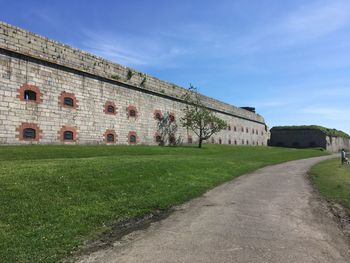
xmin=0 ymin=21 xmax=265 ymax=124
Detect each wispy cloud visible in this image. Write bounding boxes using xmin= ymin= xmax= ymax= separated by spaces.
xmin=232 ymin=1 xmax=350 ymax=54
xmin=80 ymin=29 xmax=191 ymax=67
xmin=79 ymin=22 xmax=223 ymax=68
xmin=78 ymin=1 xmax=350 ymax=68
xmin=283 ymin=1 xmax=350 ymax=41
xmin=299 ymin=106 xmax=350 ymax=121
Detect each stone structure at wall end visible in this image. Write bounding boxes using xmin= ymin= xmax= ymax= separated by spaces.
xmin=270 ymin=126 xmax=350 ymax=152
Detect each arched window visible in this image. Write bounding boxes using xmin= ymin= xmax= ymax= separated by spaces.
xmin=169 ymin=113 xmax=175 ymax=122
xmin=130 ymin=135 xmax=136 ymax=143
xmin=188 ymin=137 xmax=193 ymax=144
xmin=24 ymin=90 xmax=37 ymax=101
xmin=234 ymin=140 xmax=237 ymax=145
xmin=106 ymin=133 xmax=114 ymax=142
xmin=228 ymin=139 xmax=232 ymax=144
xmin=104 ymin=129 xmax=117 ymax=143
xmin=219 ymin=139 xmax=222 ymax=144
xmin=156 ymin=135 xmax=162 ymax=143
xmin=128 ymin=131 xmax=138 ymax=144
xmin=154 ymin=110 xmax=163 ymax=120
xmin=169 ymin=135 xmax=176 ymax=144
xmin=129 ymin=110 xmax=136 ymax=117
xmin=17 ymin=84 xmax=42 ymax=103
xmin=64 ymin=131 xmax=74 ymax=141
xmin=246 ymin=140 xmax=249 ymax=145
xmin=228 ymin=125 xmax=231 ymax=131
xmin=241 ymin=127 xmax=244 ymax=132
xmin=107 ymin=105 xmax=115 ymax=114
xmin=16 ymin=123 xmax=42 ymax=142
xmin=64 ymin=97 xmax=74 ymax=107
xmin=246 ymin=128 xmax=249 ymax=133
xmin=59 ymin=92 xmax=78 ymax=109
xmin=234 ymin=126 xmax=237 ymax=132
xmin=104 ymin=101 xmax=117 ymax=115
xmin=211 ymin=138 xmax=215 ymax=144
xmin=127 ymin=106 xmax=137 ymax=118
xmin=155 ymin=112 xmax=162 ymax=120
xmin=242 ymin=139 xmax=244 ymax=144
xmin=23 ymin=128 xmax=36 ymax=139
xmin=59 ymin=126 xmax=77 ymax=142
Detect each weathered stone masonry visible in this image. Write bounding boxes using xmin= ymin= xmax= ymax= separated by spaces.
xmin=0 ymin=22 xmax=268 ymax=145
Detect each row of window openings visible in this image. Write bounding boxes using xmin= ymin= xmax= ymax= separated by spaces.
xmin=23 ymin=128 xmax=74 ymax=140
xmin=24 ymin=128 xmax=261 ymax=146
xmin=24 ymin=92 xmax=261 ymax=134
xmin=212 ymin=138 xmax=262 ymax=145
xmin=227 ymin=125 xmax=263 ymax=135
xmin=24 ymin=91 xmax=165 ymax=120
xmin=24 ymin=92 xmax=261 ymax=131
xmin=25 ymin=90 xmax=75 ymax=107
xmin=23 ymin=128 xmax=136 ymax=143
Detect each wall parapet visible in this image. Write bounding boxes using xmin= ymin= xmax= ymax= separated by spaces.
xmin=0 ymin=21 xmax=265 ymax=124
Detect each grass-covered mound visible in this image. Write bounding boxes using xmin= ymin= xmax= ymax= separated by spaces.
xmin=0 ymin=145 xmax=327 ymax=262
xmin=271 ymin=125 xmax=350 ymax=138
xmin=310 ymin=158 xmax=350 ymax=209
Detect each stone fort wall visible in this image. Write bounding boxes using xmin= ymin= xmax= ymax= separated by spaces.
xmin=0 ymin=21 xmax=268 ymax=145
xmin=270 ymin=129 xmax=350 ymax=152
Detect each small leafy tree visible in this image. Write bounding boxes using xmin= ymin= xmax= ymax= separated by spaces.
xmin=157 ymin=112 xmax=182 ymax=146
xmin=181 ymin=86 xmax=227 ymax=148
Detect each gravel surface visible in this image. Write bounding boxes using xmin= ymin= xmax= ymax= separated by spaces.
xmin=78 ymin=155 xmax=350 ymax=263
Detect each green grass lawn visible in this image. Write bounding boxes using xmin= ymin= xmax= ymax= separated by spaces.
xmin=0 ymin=145 xmax=327 ymax=263
xmin=310 ymin=158 xmax=350 ymax=209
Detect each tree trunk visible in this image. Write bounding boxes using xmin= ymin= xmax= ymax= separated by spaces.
xmin=198 ymin=128 xmax=203 ymax=148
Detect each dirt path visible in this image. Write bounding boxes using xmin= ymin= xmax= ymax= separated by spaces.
xmin=78 ymin=156 xmax=350 ymax=263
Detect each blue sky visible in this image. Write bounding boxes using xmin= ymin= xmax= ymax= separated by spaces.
xmin=1 ymin=0 xmax=350 ymax=133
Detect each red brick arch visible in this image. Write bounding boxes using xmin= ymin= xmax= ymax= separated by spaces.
xmin=58 ymin=126 xmax=78 ymax=142
xmin=127 ymin=105 xmax=138 ymax=118
xmin=154 ymin=132 xmax=163 ymax=144
xmin=169 ymin=112 xmax=175 ymax=122
xmin=104 ymin=129 xmax=117 ymax=143
xmin=128 ymin=131 xmax=139 ymax=144
xmin=104 ymin=101 xmax=117 ymax=115
xmin=16 ymin=122 xmax=42 ymax=141
xmin=58 ymin=91 xmax=78 ymax=109
xmin=154 ymin=109 xmax=163 ymax=120
xmin=17 ymin=84 xmax=43 ymax=103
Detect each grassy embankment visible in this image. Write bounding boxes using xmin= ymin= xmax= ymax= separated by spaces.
xmin=310 ymin=158 xmax=350 ymax=209
xmin=0 ymin=145 xmax=327 ymax=262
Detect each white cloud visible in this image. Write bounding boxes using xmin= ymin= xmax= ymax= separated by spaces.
xmin=299 ymin=106 xmax=350 ymax=121
xmin=232 ymin=1 xmax=350 ymax=54
xmin=80 ymin=30 xmax=189 ymax=67
xmin=283 ymin=1 xmax=350 ymax=41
